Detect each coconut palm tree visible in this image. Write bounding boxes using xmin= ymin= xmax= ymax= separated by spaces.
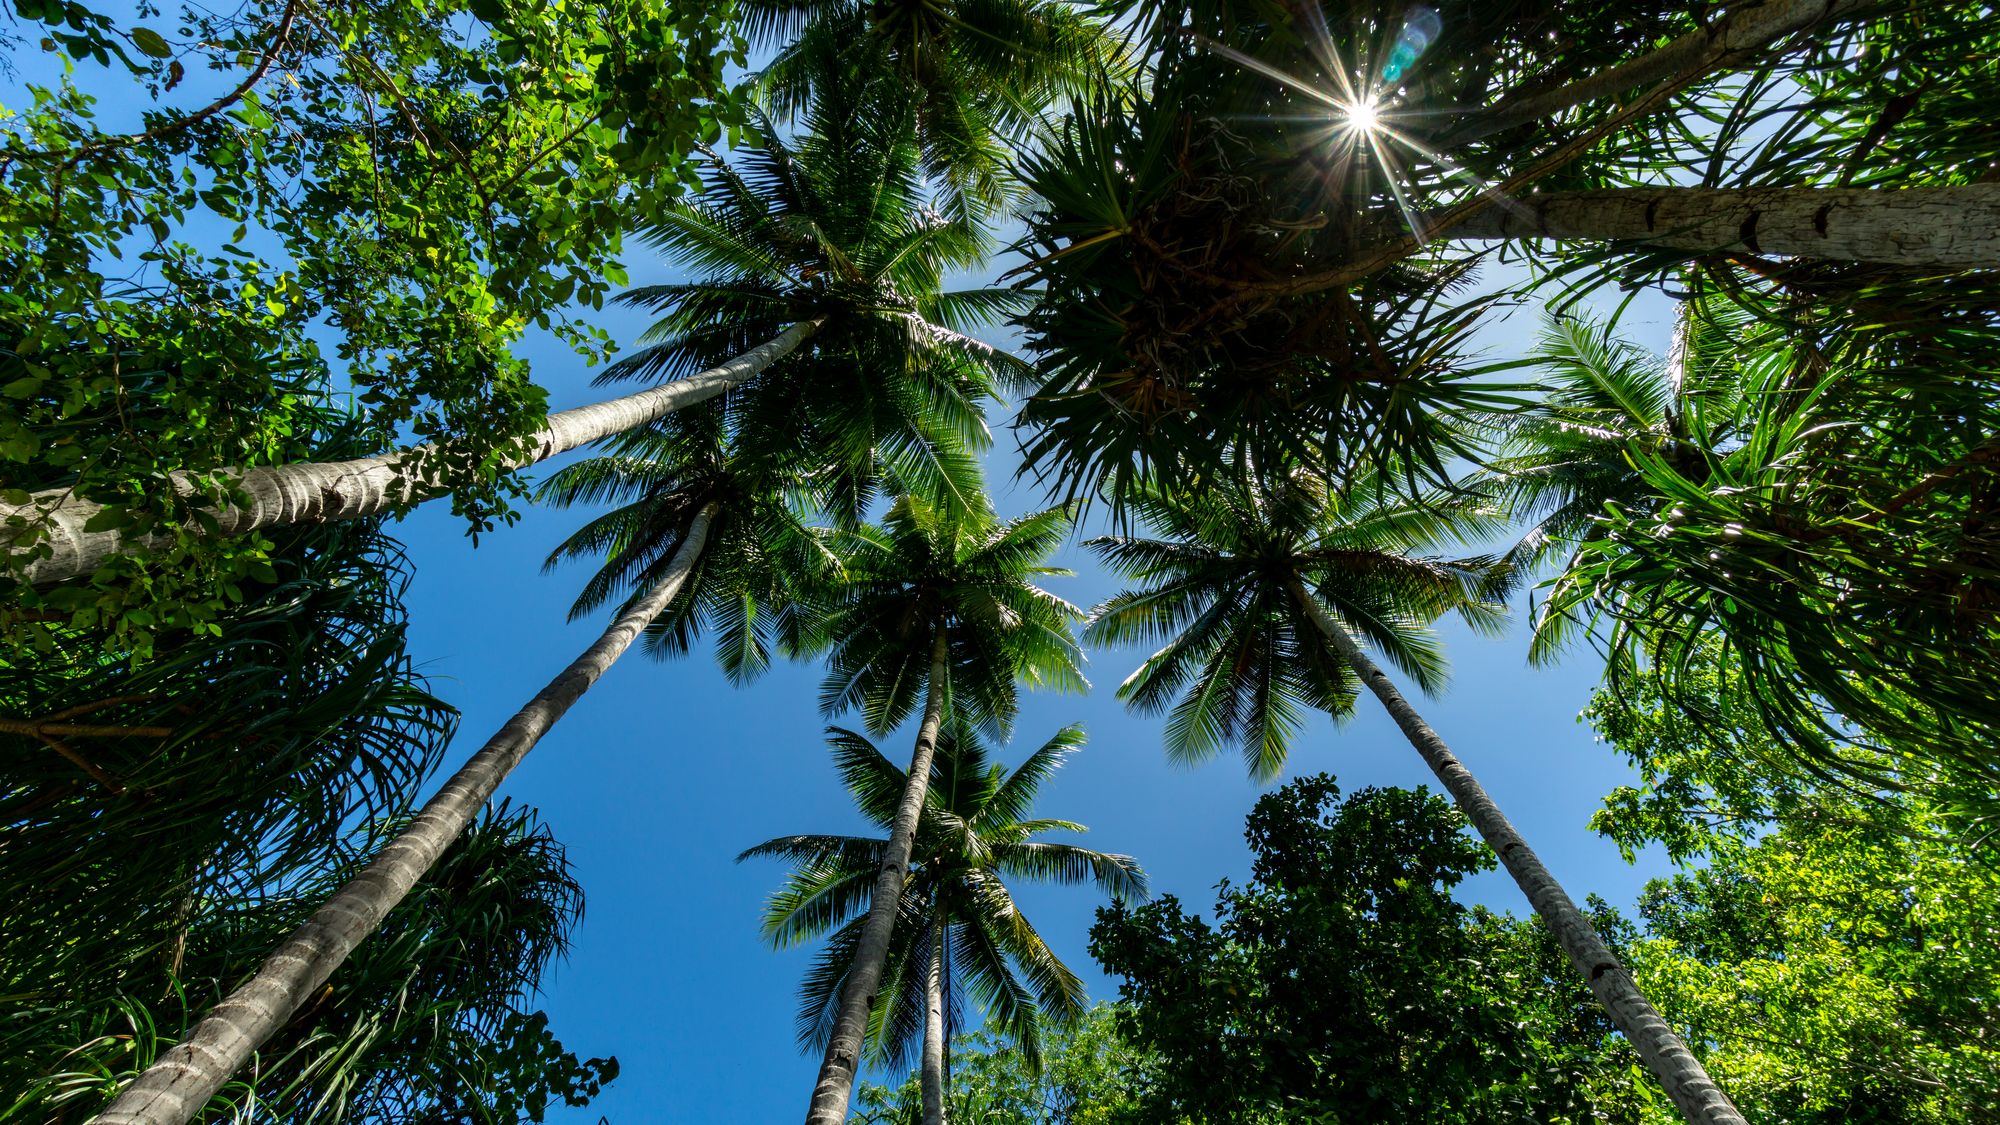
xmin=16 ymin=55 xmax=1025 ymax=587
xmin=742 ymin=721 xmax=1145 ymax=1125
xmin=745 ymin=0 xmax=1120 ymax=218
xmin=787 ymin=486 xmax=1086 ymax=1125
xmin=91 ymin=415 xmax=823 ymax=1125
xmin=1083 ymin=463 xmax=1746 ymax=1125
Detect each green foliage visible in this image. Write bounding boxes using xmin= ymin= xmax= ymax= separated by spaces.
xmin=4 ymin=803 xmax=612 ymax=1123
xmin=1 ymin=511 xmax=452 ymax=1001
xmin=742 ymin=721 xmax=1144 ymax=1072
xmin=606 ymin=59 xmax=1027 ymax=526
xmin=0 ymin=0 xmax=745 ymax=623
xmin=791 ymin=486 xmax=1085 ymax=737
xmin=1089 ymin=775 xmax=1650 ymax=1124
xmin=853 ymin=1005 xmax=1154 ymax=1124
xmin=747 ymin=0 xmax=1123 ymax=218
xmin=1588 ymin=643 xmax=2000 ymax=1123
xmin=1517 ymin=291 xmax=2000 ymax=799
xmin=1084 ymin=462 xmax=1507 ymax=778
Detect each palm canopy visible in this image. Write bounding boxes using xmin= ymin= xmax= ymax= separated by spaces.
xmin=740 ymin=721 xmax=1146 ymax=1071
xmin=603 ymin=61 xmax=1032 ymax=523
xmin=1514 ymin=301 xmax=2000 ymax=793
xmin=1085 ymin=464 xmax=1510 ymax=779
xmin=744 ymin=0 xmax=1120 ymax=217
xmin=1479 ymin=300 xmax=1763 ymax=574
xmin=792 ymin=486 xmax=1087 ymax=737
xmin=535 ymin=402 xmax=837 ymax=681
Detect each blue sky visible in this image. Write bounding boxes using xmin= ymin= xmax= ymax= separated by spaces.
xmin=391 ymin=245 xmax=1682 ymax=1120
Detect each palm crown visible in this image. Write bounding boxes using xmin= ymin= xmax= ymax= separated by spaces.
xmin=603 ymin=64 xmax=1033 ymax=522
xmin=745 ymin=0 xmax=1120 ymax=217
xmin=536 ymin=403 xmax=836 ymax=681
xmin=794 ymin=488 xmax=1087 ymax=737
xmin=740 ymin=721 xmax=1145 ymax=1071
xmin=1086 ymin=464 xmax=1510 ymax=779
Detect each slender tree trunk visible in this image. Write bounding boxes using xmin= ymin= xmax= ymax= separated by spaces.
xmin=1443 ymin=0 xmax=1869 ymax=147
xmin=1289 ymin=581 xmax=1746 ymax=1125
xmin=90 ymin=504 xmax=721 ymax=1125
xmin=1437 ymin=185 xmax=2000 ymax=269
xmin=7 ymin=322 xmax=818 ymax=589
xmin=806 ymin=630 xmax=952 ymax=1125
xmin=921 ymin=920 xmax=948 ymax=1125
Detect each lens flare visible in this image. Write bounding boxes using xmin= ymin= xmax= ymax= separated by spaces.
xmin=1381 ymin=6 xmax=1442 ymax=83
xmin=1344 ymin=98 xmax=1381 ymax=133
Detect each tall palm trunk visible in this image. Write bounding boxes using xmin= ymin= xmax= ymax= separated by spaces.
xmin=91 ymin=504 xmax=721 ymax=1125
xmin=1290 ymin=582 xmax=1745 ymax=1125
xmin=921 ymin=919 xmax=948 ymax=1125
xmin=10 ymin=323 xmax=818 ymax=589
xmin=1439 ymin=184 xmax=2000 ymax=269
xmin=1443 ymin=0 xmax=1869 ymax=146
xmin=806 ymin=630 xmax=952 ymax=1125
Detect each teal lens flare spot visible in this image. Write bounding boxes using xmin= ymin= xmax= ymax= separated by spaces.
xmin=1382 ymin=6 xmax=1440 ymax=84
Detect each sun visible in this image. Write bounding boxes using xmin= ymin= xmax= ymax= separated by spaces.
xmin=1342 ymin=98 xmax=1381 ymax=133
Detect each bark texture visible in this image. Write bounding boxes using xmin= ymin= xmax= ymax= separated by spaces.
xmin=1291 ymin=583 xmax=1746 ymax=1125
xmin=1442 ymin=185 xmax=2000 ymax=270
xmin=7 ymin=322 xmax=817 ymax=589
xmin=805 ymin=630 xmax=952 ymax=1125
xmin=1445 ymin=0 xmax=1870 ymax=145
xmin=921 ymin=923 xmax=948 ymax=1125
xmin=90 ymin=505 xmax=720 ymax=1125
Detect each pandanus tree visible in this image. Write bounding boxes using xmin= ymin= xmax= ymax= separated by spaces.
xmin=1083 ymin=463 xmax=1746 ymax=1124
xmin=788 ymin=487 xmax=1086 ymax=1125
xmin=89 ymin=410 xmax=826 ymax=1125
xmin=742 ymin=722 xmax=1145 ymax=1125
xmin=10 ymin=53 xmax=1023 ymax=588
xmin=12 ymin=804 xmax=611 ymax=1123
xmin=1505 ymin=296 xmax=2000 ymax=805
xmin=745 ymin=0 xmax=1121 ymax=217
xmin=1012 ymin=0 xmax=2000 ymax=499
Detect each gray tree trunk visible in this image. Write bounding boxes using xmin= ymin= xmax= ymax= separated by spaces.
xmin=1439 ymin=185 xmax=2000 ymax=270
xmin=805 ymin=630 xmax=952 ymax=1125
xmin=1290 ymin=582 xmax=1746 ymax=1125
xmin=1444 ymin=0 xmax=1870 ymax=146
xmin=7 ymin=322 xmax=817 ymax=589
xmin=90 ymin=504 xmax=721 ymax=1125
xmin=921 ymin=921 xmax=948 ymax=1125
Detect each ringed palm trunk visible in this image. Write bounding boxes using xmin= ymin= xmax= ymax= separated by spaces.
xmin=806 ymin=630 xmax=952 ymax=1125
xmin=7 ymin=322 xmax=818 ymax=589
xmin=1289 ymin=581 xmax=1746 ymax=1125
xmin=90 ymin=504 xmax=721 ymax=1125
xmin=921 ymin=918 xmax=948 ymax=1125
xmin=1438 ymin=184 xmax=2000 ymax=270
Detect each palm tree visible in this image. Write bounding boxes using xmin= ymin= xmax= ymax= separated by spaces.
xmin=743 ymin=721 xmax=1145 ymax=1125
xmin=788 ymin=487 xmax=1086 ymax=1125
xmin=91 ymin=415 xmax=815 ymax=1125
xmin=1083 ymin=464 xmax=1746 ymax=1125
xmin=1503 ymin=304 xmax=2000 ymax=797
xmin=17 ymin=58 xmax=1024 ymax=587
xmin=745 ymin=0 xmax=1119 ymax=217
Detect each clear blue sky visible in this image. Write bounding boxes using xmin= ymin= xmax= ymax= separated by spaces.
xmin=391 ymin=245 xmax=1682 ymax=1121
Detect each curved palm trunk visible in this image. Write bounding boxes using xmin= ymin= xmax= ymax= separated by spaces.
xmin=91 ymin=504 xmax=721 ymax=1125
xmin=1290 ymin=583 xmax=1745 ymax=1125
xmin=1439 ymin=185 xmax=2000 ymax=269
xmin=1444 ymin=0 xmax=1868 ymax=146
xmin=806 ymin=630 xmax=952 ymax=1125
xmin=9 ymin=322 xmax=818 ymax=589
xmin=921 ymin=921 xmax=948 ymax=1125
